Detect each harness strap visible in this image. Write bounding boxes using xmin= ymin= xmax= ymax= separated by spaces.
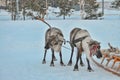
xmin=72 ymin=29 xmax=81 ymax=46
xmin=90 ymin=45 xmax=98 ymax=57
xmin=73 ymin=35 xmax=88 ymax=52
xmin=73 ymin=35 xmax=88 ymax=44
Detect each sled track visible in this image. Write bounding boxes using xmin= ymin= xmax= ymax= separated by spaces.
xmin=91 ymin=57 xmax=120 ymax=77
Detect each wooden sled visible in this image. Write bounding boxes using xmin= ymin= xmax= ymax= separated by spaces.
xmin=92 ymin=56 xmax=120 ymax=76
xmin=101 ymin=43 xmax=120 ymax=70
xmin=92 ymin=43 xmax=120 ymax=76
xmin=111 ymin=56 xmax=120 ymax=69
xmin=101 ymin=51 xmax=120 ymax=70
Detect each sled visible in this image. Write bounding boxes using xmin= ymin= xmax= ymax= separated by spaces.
xmin=101 ymin=51 xmax=120 ymax=69
xmin=92 ymin=56 xmax=120 ymax=76
xmin=92 ymin=47 xmax=120 ymax=76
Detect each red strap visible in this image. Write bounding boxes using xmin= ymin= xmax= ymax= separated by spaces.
xmin=90 ymin=45 xmax=98 ymax=57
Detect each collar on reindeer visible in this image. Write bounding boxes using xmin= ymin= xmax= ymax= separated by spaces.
xmin=90 ymin=44 xmax=99 ymax=57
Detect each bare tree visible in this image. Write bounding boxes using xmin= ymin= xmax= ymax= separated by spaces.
xmin=5 ymin=0 xmax=8 ymax=9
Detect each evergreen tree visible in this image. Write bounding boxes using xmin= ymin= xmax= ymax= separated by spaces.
xmin=57 ymin=0 xmax=73 ymax=19
xmin=111 ymin=0 xmax=120 ymax=9
xmin=83 ymin=0 xmax=100 ymax=19
xmin=19 ymin=0 xmax=28 ymax=20
xmin=19 ymin=0 xmax=47 ymax=19
xmin=7 ymin=0 xmax=102 ymax=20
xmin=33 ymin=0 xmax=46 ymax=18
xmin=8 ymin=0 xmax=17 ymax=20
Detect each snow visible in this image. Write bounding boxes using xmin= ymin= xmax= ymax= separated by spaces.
xmin=0 ymin=20 xmax=120 ymax=80
xmin=0 ymin=10 xmax=11 ymax=21
xmin=0 ymin=8 xmax=120 ymax=80
xmin=103 ymin=9 xmax=120 ymax=20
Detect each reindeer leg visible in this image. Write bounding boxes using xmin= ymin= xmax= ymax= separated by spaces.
xmin=50 ymin=49 xmax=55 ymax=66
xmin=79 ymin=53 xmax=84 ymax=66
xmin=42 ymin=49 xmax=47 ymax=64
xmin=86 ymin=58 xmax=93 ymax=72
xmin=59 ymin=51 xmax=65 ymax=66
xmin=53 ymin=53 xmax=57 ymax=61
xmin=68 ymin=45 xmax=74 ymax=66
xmin=73 ymin=49 xmax=80 ymax=71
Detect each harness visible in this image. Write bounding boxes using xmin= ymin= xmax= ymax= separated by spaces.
xmin=73 ymin=36 xmax=88 ymax=44
xmin=71 ymin=29 xmax=88 ymax=47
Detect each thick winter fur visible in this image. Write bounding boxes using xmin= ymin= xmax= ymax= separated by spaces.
xmin=68 ymin=28 xmax=102 ymax=71
xmin=42 ymin=27 xmax=65 ymax=66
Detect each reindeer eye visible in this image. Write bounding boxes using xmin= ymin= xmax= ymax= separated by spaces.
xmin=54 ymin=42 xmax=58 ymax=45
xmin=98 ymin=46 xmax=100 ymax=49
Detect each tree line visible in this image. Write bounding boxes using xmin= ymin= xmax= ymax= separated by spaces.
xmin=3 ymin=0 xmax=120 ymax=20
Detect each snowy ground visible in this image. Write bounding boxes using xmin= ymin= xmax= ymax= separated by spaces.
xmin=0 ymin=8 xmax=120 ymax=80
xmin=0 ymin=10 xmax=11 ymax=21
xmin=0 ymin=20 xmax=120 ymax=80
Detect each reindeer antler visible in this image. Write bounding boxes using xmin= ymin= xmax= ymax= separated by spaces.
xmin=108 ymin=43 xmax=113 ymax=49
xmin=34 ymin=17 xmax=52 ymax=28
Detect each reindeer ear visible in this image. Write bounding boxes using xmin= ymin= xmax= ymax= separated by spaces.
xmin=98 ymin=42 xmax=101 ymax=44
xmin=87 ymin=40 xmax=96 ymax=46
xmin=95 ymin=41 xmax=100 ymax=44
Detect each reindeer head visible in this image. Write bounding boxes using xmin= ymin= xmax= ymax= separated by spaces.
xmin=87 ymin=40 xmax=102 ymax=58
xmin=49 ymin=34 xmax=64 ymax=52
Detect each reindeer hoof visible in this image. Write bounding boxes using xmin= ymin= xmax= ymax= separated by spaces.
xmin=73 ymin=68 xmax=79 ymax=71
xmin=53 ymin=58 xmax=57 ymax=61
xmin=50 ymin=63 xmax=54 ymax=67
xmin=60 ymin=63 xmax=66 ymax=66
xmin=73 ymin=65 xmax=79 ymax=71
xmin=87 ymin=69 xmax=94 ymax=72
xmin=42 ymin=60 xmax=46 ymax=64
xmin=67 ymin=61 xmax=72 ymax=66
xmin=80 ymin=63 xmax=84 ymax=67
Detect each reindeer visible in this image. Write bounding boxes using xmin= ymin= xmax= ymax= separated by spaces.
xmin=67 ymin=28 xmax=102 ymax=71
xmin=34 ymin=17 xmax=65 ymax=66
xmin=42 ymin=27 xmax=65 ymax=66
